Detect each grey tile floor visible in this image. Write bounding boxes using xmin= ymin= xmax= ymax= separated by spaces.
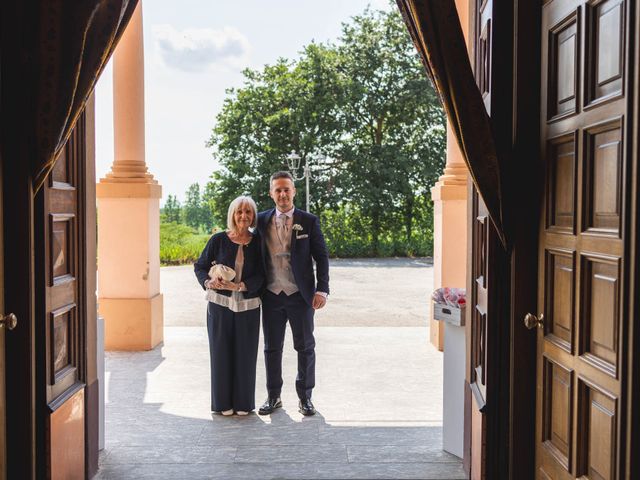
xmin=95 ymin=260 xmax=465 ymax=480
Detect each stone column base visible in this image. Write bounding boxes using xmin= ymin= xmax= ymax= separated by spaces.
xmin=100 ymin=293 xmax=163 ymax=350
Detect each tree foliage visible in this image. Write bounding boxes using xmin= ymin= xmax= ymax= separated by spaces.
xmin=204 ymin=6 xmax=445 ymax=256
xmin=161 ymin=194 xmax=182 ymax=223
xmin=181 ymin=183 xmax=214 ymax=232
xmin=332 ymin=8 xmax=445 ymax=251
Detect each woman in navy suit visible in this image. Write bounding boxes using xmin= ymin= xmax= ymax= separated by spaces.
xmin=194 ymin=196 xmax=264 ymax=415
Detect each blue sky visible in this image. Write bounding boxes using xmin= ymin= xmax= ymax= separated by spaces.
xmin=95 ymin=0 xmax=392 ymax=203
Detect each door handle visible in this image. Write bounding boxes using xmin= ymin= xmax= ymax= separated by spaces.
xmin=0 ymin=313 xmax=18 ymax=330
xmin=524 ymin=313 xmax=544 ymax=330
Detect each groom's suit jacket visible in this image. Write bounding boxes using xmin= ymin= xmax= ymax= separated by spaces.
xmin=257 ymin=208 xmax=330 ymax=307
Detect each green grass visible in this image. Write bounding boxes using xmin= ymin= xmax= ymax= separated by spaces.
xmin=160 ymin=222 xmax=211 ymax=265
xmin=160 ymin=218 xmax=434 ymax=265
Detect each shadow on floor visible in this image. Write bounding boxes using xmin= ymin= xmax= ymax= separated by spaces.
xmin=96 ymin=336 xmax=464 ymax=480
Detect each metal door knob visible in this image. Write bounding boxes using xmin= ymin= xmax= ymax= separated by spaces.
xmin=0 ymin=313 xmax=18 ymax=330
xmin=524 ymin=313 xmax=544 ymax=330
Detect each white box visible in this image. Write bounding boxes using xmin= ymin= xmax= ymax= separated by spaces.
xmin=433 ymin=303 xmax=465 ymax=326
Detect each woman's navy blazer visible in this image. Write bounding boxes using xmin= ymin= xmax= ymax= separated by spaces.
xmin=194 ymin=231 xmax=265 ymax=299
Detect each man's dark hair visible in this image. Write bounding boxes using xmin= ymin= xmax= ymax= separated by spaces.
xmin=270 ymin=171 xmax=294 ymax=186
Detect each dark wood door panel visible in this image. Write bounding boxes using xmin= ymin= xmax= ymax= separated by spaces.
xmin=541 ymin=356 xmax=575 ymax=472
xmin=477 ymin=0 xmax=493 ymax=112
xmin=543 ymin=248 xmax=576 ymax=353
xmin=545 ymin=132 xmax=579 ymax=235
xmin=584 ymin=0 xmax=626 ymax=108
xmin=547 ymin=5 xmax=581 ymax=122
xmin=582 ymin=117 xmax=624 ymax=238
xmin=470 ymin=190 xmax=490 ymax=409
xmin=537 ymin=0 xmax=629 ymax=478
xmin=43 ymin=116 xmax=85 ymax=408
xmin=576 ymin=377 xmax=618 ymax=479
xmin=36 ymin=111 xmax=87 ymax=479
xmin=579 ymin=252 xmax=621 ymax=377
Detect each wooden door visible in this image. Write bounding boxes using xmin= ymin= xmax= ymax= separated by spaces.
xmin=536 ymin=0 xmax=630 ymax=478
xmin=0 ymin=148 xmax=6 ymax=480
xmin=36 ymin=112 xmax=87 ymax=479
xmin=467 ymin=189 xmax=492 ymax=480
xmin=467 ymin=1 xmax=516 ymax=477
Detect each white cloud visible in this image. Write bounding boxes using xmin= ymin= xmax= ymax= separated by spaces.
xmin=153 ymin=24 xmax=250 ymax=72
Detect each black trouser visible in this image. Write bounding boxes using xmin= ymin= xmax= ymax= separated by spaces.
xmin=206 ymin=302 xmax=260 ymax=412
xmin=262 ymin=291 xmax=316 ymax=400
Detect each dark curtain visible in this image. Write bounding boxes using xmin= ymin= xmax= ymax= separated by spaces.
xmin=32 ymin=0 xmax=139 ymax=192
xmin=396 ymin=0 xmax=508 ymax=248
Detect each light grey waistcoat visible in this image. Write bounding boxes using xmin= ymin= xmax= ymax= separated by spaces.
xmin=265 ymin=214 xmax=299 ymax=296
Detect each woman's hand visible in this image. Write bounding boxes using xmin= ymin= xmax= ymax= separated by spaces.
xmin=211 ymin=278 xmax=238 ymax=291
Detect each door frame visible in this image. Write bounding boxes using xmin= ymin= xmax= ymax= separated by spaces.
xmin=626 ymin=0 xmax=639 ymax=477
xmin=466 ymin=1 xmax=540 ymax=478
xmin=1 ymin=108 xmax=6 ymax=480
xmin=507 ymin=1 xmax=542 ymax=479
xmin=467 ymin=1 xmax=566 ymax=478
xmin=1 ymin=76 xmax=36 ymax=480
xmin=1 ymin=3 xmax=38 ymax=478
xmin=1 ymin=38 xmax=5 ymax=480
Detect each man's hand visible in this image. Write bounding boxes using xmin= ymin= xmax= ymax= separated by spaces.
xmin=312 ymin=293 xmax=327 ymax=310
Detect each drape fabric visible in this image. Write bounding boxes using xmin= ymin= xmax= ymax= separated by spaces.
xmin=32 ymin=0 xmax=139 ymax=192
xmin=396 ymin=0 xmax=508 ymax=248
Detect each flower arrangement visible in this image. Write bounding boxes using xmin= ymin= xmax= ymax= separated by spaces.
xmin=432 ymin=287 xmax=466 ymax=309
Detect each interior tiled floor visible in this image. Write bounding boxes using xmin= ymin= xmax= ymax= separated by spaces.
xmin=95 ymin=260 xmax=465 ymax=480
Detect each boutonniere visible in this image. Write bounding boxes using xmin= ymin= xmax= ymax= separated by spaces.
xmin=292 ymin=224 xmax=308 ymax=239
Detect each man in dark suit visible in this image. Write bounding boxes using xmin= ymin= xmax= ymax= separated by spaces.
xmin=257 ymin=171 xmax=330 ymax=416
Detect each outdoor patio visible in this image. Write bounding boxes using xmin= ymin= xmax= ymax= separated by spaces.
xmin=96 ymin=258 xmax=465 ymax=479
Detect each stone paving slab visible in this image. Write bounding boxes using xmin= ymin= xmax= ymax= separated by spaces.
xmin=96 ymin=259 xmax=465 ymax=479
xmin=346 ymin=445 xmax=460 ymax=463
xmin=96 ymin=461 xmax=466 ymax=480
xmin=163 ymin=258 xmax=434 ymax=327
xmin=96 ymin=326 xmax=462 ymax=479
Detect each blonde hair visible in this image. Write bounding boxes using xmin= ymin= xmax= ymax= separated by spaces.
xmin=226 ymin=195 xmax=258 ymax=232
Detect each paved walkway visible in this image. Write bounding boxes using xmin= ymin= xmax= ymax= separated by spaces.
xmin=96 ymin=258 xmax=465 ymax=479
xmin=164 ymin=258 xmax=433 ymax=327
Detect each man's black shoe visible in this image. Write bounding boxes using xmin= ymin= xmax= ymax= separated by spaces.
xmin=298 ymin=398 xmax=316 ymax=416
xmin=258 ymin=397 xmax=282 ymax=415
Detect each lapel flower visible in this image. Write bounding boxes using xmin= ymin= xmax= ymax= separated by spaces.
xmin=292 ymin=224 xmax=303 ymax=231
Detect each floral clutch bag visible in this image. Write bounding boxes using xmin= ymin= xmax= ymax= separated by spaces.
xmin=208 ymin=263 xmax=236 ymax=282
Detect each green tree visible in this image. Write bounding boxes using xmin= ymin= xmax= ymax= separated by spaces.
xmin=207 ymin=6 xmax=445 ymax=257
xmin=182 ymin=183 xmax=204 ymax=229
xmin=201 ymin=181 xmax=219 ymax=228
xmin=333 ymin=7 xmax=445 ymax=252
xmin=162 ymin=194 xmax=182 ymax=223
xmin=206 ymin=43 xmax=344 ymax=215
